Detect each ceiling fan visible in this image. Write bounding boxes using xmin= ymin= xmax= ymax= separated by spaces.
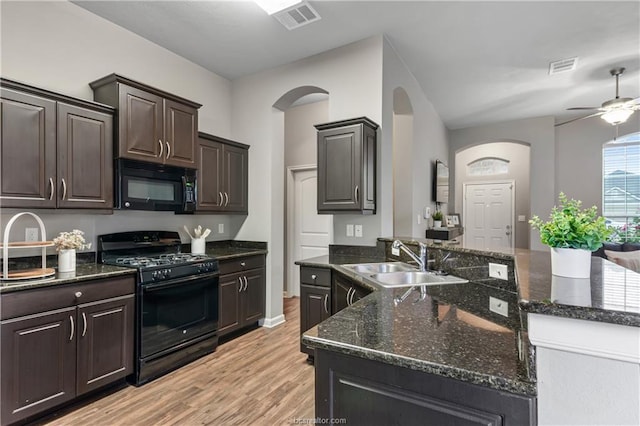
xmin=556 ymin=67 xmax=640 ymax=127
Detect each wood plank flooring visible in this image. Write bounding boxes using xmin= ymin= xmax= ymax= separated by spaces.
xmin=38 ymin=297 xmax=315 ymax=426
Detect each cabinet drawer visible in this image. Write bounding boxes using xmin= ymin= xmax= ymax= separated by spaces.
xmin=1 ymin=275 xmax=135 ymax=320
xmin=300 ymin=267 xmax=331 ymax=287
xmin=218 ymin=255 xmax=265 ymax=275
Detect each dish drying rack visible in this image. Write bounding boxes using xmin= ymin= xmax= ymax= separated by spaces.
xmin=1 ymin=212 xmax=55 ymax=281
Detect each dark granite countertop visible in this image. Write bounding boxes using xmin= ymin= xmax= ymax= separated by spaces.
xmin=298 ymin=238 xmax=640 ymax=397
xmin=516 ymin=249 xmax=640 ymax=327
xmin=1 ymin=240 xmax=267 ymax=294
xmin=0 ymin=263 xmax=136 ymax=293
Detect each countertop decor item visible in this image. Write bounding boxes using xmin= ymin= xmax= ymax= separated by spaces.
xmin=184 ymin=225 xmax=211 ymax=254
xmin=432 ymin=210 xmax=443 ymax=228
xmin=1 ymin=212 xmax=55 ymax=281
xmin=529 ymin=192 xmax=613 ymax=278
xmin=53 ymin=229 xmax=90 ymax=273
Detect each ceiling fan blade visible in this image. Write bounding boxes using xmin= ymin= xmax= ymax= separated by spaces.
xmin=567 ymin=107 xmax=600 ymax=110
xmin=555 ymin=112 xmax=603 ymax=127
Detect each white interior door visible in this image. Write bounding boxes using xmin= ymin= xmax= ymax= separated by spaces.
xmin=287 ymin=166 xmax=331 ymax=297
xmin=463 ymin=182 xmax=514 ymax=251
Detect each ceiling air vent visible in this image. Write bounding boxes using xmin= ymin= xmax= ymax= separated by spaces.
xmin=549 ymin=57 xmax=578 ymax=75
xmin=273 ymin=1 xmax=320 ymax=30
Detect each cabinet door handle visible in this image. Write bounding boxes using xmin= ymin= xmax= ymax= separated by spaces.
xmin=238 ymin=277 xmax=243 ymax=292
xmin=354 ymin=185 xmax=359 ymax=203
xmin=218 ymin=192 xmax=223 ymax=206
xmin=346 ymin=287 xmax=353 ymax=306
xmin=81 ymin=312 xmax=87 ymax=337
xmin=61 ymin=178 xmax=67 ymax=200
xmin=158 ymin=139 xmax=164 ymax=158
xmin=324 ymin=294 xmax=329 ymax=314
xmin=49 ymin=177 xmax=55 ymax=200
xmin=349 ymin=287 xmax=356 ymax=306
xmin=243 ymin=276 xmax=248 ymax=291
xmin=224 ymin=192 xmax=229 ymax=207
xmin=166 ymin=141 xmax=171 ymax=159
xmin=69 ymin=315 xmax=75 ymax=341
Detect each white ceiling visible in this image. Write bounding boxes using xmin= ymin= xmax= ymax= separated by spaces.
xmin=72 ymin=0 xmax=640 ymax=130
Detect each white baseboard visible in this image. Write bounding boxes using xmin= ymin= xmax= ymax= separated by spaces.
xmin=260 ymin=314 xmax=286 ymax=328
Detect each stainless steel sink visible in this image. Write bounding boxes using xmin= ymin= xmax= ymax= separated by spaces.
xmin=369 ymin=271 xmax=469 ymax=288
xmin=343 ymin=262 xmax=418 ymax=274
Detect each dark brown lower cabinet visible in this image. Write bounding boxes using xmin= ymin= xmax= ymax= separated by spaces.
xmin=315 ymin=349 xmax=536 ymax=426
xmin=218 ymin=255 xmax=266 ymax=338
xmin=0 ymin=276 xmax=135 ymax=425
xmin=332 ymin=272 xmax=372 ymax=314
xmin=300 ymin=284 xmax=330 ymax=355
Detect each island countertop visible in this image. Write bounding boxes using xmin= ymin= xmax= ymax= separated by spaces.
xmin=298 ymin=239 xmax=640 ymax=397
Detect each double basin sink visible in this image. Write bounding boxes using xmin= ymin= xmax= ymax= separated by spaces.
xmin=343 ymin=262 xmax=469 ymax=288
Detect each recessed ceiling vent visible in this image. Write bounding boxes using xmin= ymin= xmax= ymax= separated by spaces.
xmin=273 ymin=1 xmax=320 ymax=30
xmin=549 ymin=57 xmax=578 ymax=75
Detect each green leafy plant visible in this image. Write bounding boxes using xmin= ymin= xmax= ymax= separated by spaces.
xmin=432 ymin=210 xmax=443 ymax=220
xmin=529 ymin=193 xmax=614 ymax=251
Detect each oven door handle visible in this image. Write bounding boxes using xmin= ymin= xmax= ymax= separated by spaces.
xmin=142 ymin=271 xmax=220 ymax=292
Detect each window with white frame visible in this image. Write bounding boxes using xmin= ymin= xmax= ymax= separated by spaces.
xmin=602 ymin=131 xmax=640 ymax=242
xmin=467 ymin=157 xmax=509 ymax=176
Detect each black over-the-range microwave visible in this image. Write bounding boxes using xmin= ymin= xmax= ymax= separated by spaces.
xmin=115 ymin=158 xmax=196 ymax=213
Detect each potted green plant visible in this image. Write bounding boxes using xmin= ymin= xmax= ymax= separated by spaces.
xmin=529 ymin=192 xmax=613 ymax=278
xmin=432 ymin=210 xmax=443 ymax=228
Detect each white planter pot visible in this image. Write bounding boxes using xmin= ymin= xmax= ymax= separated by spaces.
xmin=550 ymin=247 xmax=592 ymax=278
xmin=58 ymin=248 xmax=76 ymax=273
xmin=433 ymin=220 xmax=442 ymax=228
xmin=551 ymin=275 xmax=592 ymax=306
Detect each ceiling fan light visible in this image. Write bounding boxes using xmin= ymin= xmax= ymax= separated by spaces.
xmin=601 ymin=109 xmax=634 ymax=125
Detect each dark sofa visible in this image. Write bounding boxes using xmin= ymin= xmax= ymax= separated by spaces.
xmin=593 ymin=242 xmax=640 ymax=258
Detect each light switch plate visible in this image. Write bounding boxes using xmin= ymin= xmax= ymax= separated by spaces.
xmin=392 ymin=247 xmax=400 ymax=256
xmin=489 ymin=263 xmax=508 ymax=280
xmin=25 ymin=228 xmax=38 ymax=242
xmin=354 ymin=225 xmax=363 ymax=238
xmin=346 ymin=224 xmax=354 ymax=237
xmin=218 ymin=223 xmax=224 ymax=234
xmin=518 ymin=215 xmax=526 ymax=222
xmin=489 ymin=296 xmax=508 ymax=317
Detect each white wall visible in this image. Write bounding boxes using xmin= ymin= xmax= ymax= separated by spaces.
xmin=383 ymin=38 xmax=449 ymax=239
xmin=284 ymin=100 xmax=328 ymax=168
xmin=455 ymin=142 xmax=531 ymax=249
xmin=555 ymin=115 xmax=640 ymax=210
xmin=449 ymin=117 xmax=555 ymax=250
xmin=0 ymin=1 xmax=240 ymax=251
xmin=393 ymin=113 xmax=414 ymax=236
xmin=231 ymin=36 xmax=384 ymax=323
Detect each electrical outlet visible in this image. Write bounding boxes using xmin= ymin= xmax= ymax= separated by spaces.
xmin=25 ymin=228 xmax=38 ymax=242
xmin=417 ymin=214 xmax=422 ymax=225
xmin=218 ymin=223 xmax=224 ymax=234
xmin=354 ymin=225 xmax=363 ymax=238
xmin=518 ymin=215 xmax=526 ymax=222
xmin=424 ymin=207 xmax=431 ymax=219
xmin=489 ymin=263 xmax=508 ymax=280
xmin=392 ymin=247 xmax=400 ymax=256
xmin=346 ymin=224 xmax=354 ymax=237
xmin=489 ymin=296 xmax=508 ymax=317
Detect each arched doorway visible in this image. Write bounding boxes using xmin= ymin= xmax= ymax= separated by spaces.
xmin=273 ymin=86 xmax=332 ymax=297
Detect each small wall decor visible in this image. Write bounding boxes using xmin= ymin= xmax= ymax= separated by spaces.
xmin=446 ymin=214 xmax=460 ymax=227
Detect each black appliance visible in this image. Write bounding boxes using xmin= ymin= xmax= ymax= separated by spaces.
xmin=98 ymin=231 xmax=218 ymax=385
xmin=115 ymin=158 xmax=196 ymax=213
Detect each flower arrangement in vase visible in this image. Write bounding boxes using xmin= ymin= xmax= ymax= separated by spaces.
xmin=53 ymin=229 xmax=91 ymax=273
xmin=529 ymin=193 xmax=613 ymax=278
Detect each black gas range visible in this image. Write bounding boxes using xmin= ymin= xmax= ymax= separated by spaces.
xmin=98 ymin=231 xmax=219 ymax=385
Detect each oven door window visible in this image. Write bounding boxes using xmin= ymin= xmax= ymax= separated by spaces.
xmin=141 ymin=275 xmax=219 ymax=358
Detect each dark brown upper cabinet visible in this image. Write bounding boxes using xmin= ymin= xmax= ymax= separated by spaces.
xmin=0 ymin=79 xmax=114 ymax=209
xmin=315 ymin=117 xmax=378 ymax=214
xmin=197 ymin=132 xmax=249 ymax=214
xmin=90 ymin=74 xmax=200 ymax=168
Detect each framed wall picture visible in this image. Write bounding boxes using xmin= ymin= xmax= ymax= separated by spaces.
xmin=446 ymin=214 xmax=460 ymax=227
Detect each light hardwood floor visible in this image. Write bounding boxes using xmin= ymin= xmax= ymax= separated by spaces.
xmin=38 ymin=297 xmax=315 ymax=426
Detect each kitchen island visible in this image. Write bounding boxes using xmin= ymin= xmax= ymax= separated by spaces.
xmin=299 ymin=238 xmax=640 ymax=425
